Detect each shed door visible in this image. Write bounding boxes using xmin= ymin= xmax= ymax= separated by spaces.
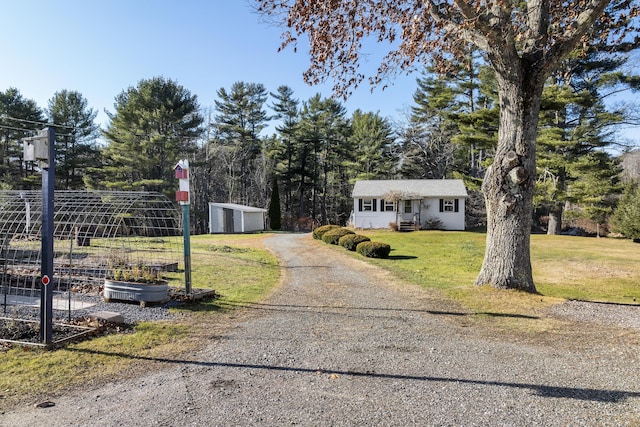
xmin=223 ymin=208 xmax=235 ymax=233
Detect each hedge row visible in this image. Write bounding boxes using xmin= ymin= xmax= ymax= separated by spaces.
xmin=338 ymin=233 xmax=370 ymax=251
xmin=312 ymin=224 xmax=341 ymax=240
xmin=313 ymin=225 xmax=390 ymax=258
xmin=322 ymin=228 xmax=355 ymax=244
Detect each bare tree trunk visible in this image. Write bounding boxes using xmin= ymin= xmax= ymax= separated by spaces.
xmin=474 ymin=68 xmax=543 ymax=293
xmin=547 ymin=208 xmax=562 ymax=235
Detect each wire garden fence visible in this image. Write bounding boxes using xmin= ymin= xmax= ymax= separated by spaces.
xmin=0 ymin=191 xmax=182 ymax=321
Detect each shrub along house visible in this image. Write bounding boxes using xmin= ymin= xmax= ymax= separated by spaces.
xmin=351 ymin=179 xmax=468 ymax=231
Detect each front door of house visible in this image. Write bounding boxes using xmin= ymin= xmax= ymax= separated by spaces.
xmin=401 ymin=200 xmax=415 ymax=221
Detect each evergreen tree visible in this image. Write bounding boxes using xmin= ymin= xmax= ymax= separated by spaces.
xmin=295 ymin=94 xmax=350 ymax=224
xmin=268 ymin=176 xmax=282 ymax=230
xmin=535 ymin=43 xmax=639 ymax=234
xmin=449 ymin=64 xmax=499 ymax=178
xmin=347 ymin=110 xmax=396 ymax=181
xmin=611 ymin=183 xmax=640 ymax=240
xmin=96 ymin=77 xmax=203 ymax=194
xmin=401 ymin=67 xmax=469 ymax=179
xmin=269 ymin=86 xmax=300 ymax=214
xmin=0 ymin=88 xmax=44 ymax=189
xmin=213 ymin=81 xmax=269 ymax=204
xmin=47 ymin=90 xmax=100 ymax=189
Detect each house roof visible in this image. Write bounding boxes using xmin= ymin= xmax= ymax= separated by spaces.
xmin=209 ymin=202 xmax=267 ymax=213
xmin=351 ymin=179 xmax=468 ymax=198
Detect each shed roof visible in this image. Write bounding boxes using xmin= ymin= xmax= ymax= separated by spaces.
xmin=209 ymin=202 xmax=267 ymax=213
xmin=351 ymin=179 xmax=468 ymax=198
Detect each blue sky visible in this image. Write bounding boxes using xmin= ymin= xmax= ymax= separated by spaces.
xmin=2 ymin=1 xmax=639 ymax=148
xmin=0 ymin=1 xmax=416 ymax=133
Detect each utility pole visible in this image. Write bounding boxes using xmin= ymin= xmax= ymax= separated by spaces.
xmin=23 ymin=127 xmax=55 ymax=345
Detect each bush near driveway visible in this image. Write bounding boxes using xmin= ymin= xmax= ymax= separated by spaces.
xmin=312 ymin=224 xmax=341 ymax=240
xmin=322 ymin=228 xmax=355 ymax=245
xmin=356 ymin=241 xmax=391 ymax=258
xmin=338 ymin=234 xmax=371 ymax=251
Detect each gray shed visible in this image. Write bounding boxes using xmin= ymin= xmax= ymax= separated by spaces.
xmin=208 ymin=203 xmax=266 ymax=234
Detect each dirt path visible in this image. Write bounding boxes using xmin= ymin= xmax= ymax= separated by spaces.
xmin=2 ymin=233 xmax=639 ymax=426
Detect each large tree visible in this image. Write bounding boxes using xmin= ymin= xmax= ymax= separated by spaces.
xmin=348 ymin=109 xmax=396 ymax=181
xmin=401 ymin=69 xmax=464 ymax=179
xmin=0 ymin=88 xmax=44 ymax=189
xmin=47 ymin=90 xmax=100 ymax=189
xmin=256 ymin=0 xmax=639 ymax=292
xmin=213 ymin=81 xmax=269 ymax=205
xmin=97 ymin=77 xmax=203 ymax=194
xmin=270 ymin=85 xmax=300 ymax=214
xmin=535 ymin=40 xmax=640 ymax=234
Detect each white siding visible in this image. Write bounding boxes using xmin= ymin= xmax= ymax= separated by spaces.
xmin=352 ymin=198 xmax=397 ymax=228
xmin=208 ymin=206 xmax=224 ymax=233
xmin=208 ymin=203 xmax=266 ymax=233
xmin=242 ymin=211 xmax=265 ymax=232
xmin=419 ymin=198 xmax=465 ymax=230
xmin=353 ymin=197 xmax=465 ymax=230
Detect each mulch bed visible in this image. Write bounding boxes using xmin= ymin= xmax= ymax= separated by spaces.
xmin=0 ymin=317 xmax=112 ymax=349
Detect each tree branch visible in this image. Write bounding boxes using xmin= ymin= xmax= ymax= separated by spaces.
xmin=543 ymin=0 xmax=612 ymax=75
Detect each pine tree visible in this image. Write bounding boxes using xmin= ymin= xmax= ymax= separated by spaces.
xmin=269 ymin=86 xmax=300 ymax=214
xmin=213 ymin=82 xmax=269 ymax=204
xmin=611 ymin=183 xmax=640 ymax=240
xmin=268 ymin=176 xmax=282 ymax=230
xmin=47 ymin=90 xmax=100 ymax=189
xmin=449 ymin=64 xmax=499 ymax=178
xmin=400 ymin=69 xmax=459 ymax=179
xmin=347 ymin=110 xmax=396 ymax=181
xmin=0 ymin=88 xmax=44 ymax=189
xmin=96 ymin=77 xmax=203 ymax=194
xmin=295 ymin=94 xmax=350 ymax=224
xmin=535 ymin=43 xmax=639 ymax=234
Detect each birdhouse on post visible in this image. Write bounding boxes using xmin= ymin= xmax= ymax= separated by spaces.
xmin=174 ymin=160 xmax=190 ymax=204
xmin=175 ymin=159 xmax=193 ymax=295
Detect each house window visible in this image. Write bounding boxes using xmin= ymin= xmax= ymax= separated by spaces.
xmin=404 ymin=200 xmax=412 ymax=214
xmin=443 ymin=200 xmax=455 ymax=212
xmin=359 ymin=198 xmax=377 ymax=211
xmin=383 ymin=200 xmax=394 ymax=212
xmin=439 ymin=199 xmax=459 ymax=213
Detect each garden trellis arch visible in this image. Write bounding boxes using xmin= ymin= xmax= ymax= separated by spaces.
xmin=1 ymin=190 xmax=182 ymax=318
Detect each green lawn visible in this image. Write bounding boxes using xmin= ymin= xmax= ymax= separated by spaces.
xmin=342 ymin=230 xmax=640 ymax=311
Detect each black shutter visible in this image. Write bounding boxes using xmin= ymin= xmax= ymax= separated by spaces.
xmin=454 ymin=199 xmax=459 ymax=213
xmin=381 ymin=199 xmax=385 ymax=211
xmin=439 ymin=199 xmax=444 ymax=212
xmin=372 ymin=199 xmax=377 ymax=212
xmin=359 ymin=199 xmax=363 ymax=212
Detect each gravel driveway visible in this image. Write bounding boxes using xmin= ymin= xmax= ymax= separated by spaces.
xmin=2 ymin=233 xmax=639 ymax=426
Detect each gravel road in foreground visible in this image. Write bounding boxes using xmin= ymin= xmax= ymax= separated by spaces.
xmin=2 ymin=233 xmax=639 ymax=426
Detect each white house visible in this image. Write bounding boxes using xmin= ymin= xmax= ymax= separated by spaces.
xmin=209 ymin=203 xmax=266 ymax=233
xmin=351 ymin=179 xmax=468 ymax=230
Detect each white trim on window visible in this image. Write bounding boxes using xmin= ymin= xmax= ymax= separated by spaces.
xmin=443 ymin=199 xmax=455 ymax=212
